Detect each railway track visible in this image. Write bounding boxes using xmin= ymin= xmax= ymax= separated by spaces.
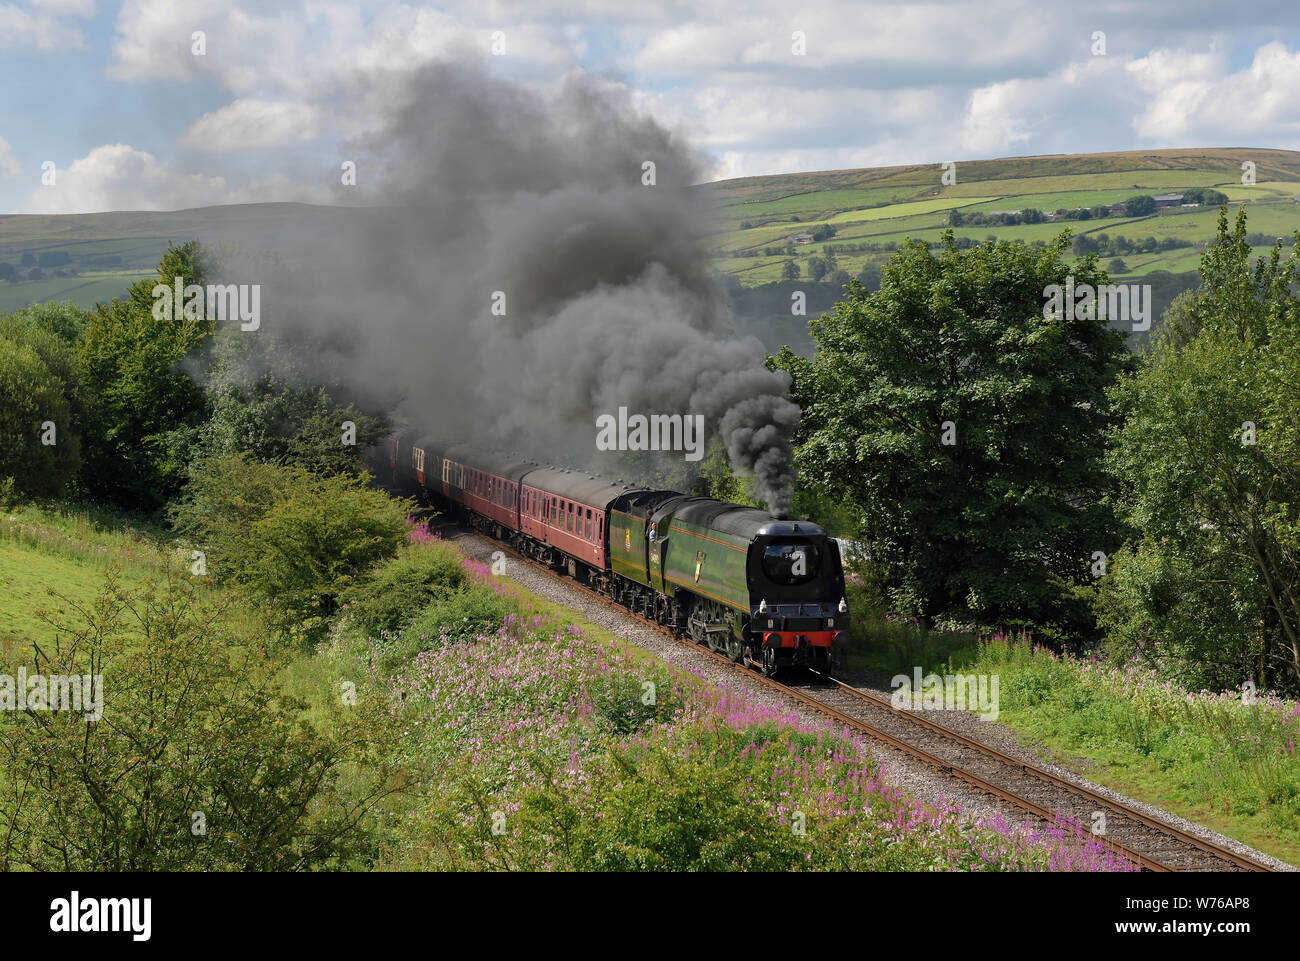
xmin=444 ymin=515 xmax=1277 ymax=873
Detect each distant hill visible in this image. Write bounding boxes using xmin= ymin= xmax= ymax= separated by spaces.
xmin=3 ymin=149 xmax=1299 ymax=349
xmin=0 ymin=203 xmax=376 ymax=315
xmin=701 ymin=147 xmax=1300 ymax=352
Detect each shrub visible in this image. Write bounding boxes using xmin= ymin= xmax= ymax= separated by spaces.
xmin=340 ymin=540 xmax=468 ymax=635
xmin=170 ymin=454 xmax=411 ymax=640
xmin=404 ymin=585 xmax=520 ymax=645
xmin=0 ymin=573 xmax=394 ymax=870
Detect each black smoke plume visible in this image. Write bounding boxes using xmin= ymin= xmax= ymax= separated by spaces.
xmin=235 ymin=60 xmax=800 ymax=514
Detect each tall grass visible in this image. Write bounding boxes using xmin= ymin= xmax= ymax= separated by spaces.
xmin=1 ymin=503 xmax=181 ymax=576
xmin=973 ymin=636 xmax=1300 ymax=838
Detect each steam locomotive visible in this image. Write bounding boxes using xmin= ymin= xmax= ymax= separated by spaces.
xmin=372 ymin=432 xmax=849 ymax=676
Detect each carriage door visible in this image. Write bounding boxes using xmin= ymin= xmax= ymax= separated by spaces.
xmin=649 ymin=517 xmax=668 ymax=594
xmin=413 ymin=447 xmax=425 ymax=486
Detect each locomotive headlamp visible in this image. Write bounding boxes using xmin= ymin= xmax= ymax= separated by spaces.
xmin=758 ymin=598 xmax=767 ymax=613
xmin=838 ymin=597 xmax=848 ymax=614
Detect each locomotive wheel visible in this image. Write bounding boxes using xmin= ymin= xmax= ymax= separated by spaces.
xmin=706 ymin=631 xmax=722 ymax=653
xmin=761 ymin=647 xmax=777 ymax=677
xmin=726 ymin=634 xmax=744 ymax=663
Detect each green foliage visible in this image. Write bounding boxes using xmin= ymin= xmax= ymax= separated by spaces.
xmin=0 ymin=338 xmax=80 ymax=499
xmin=76 ymin=241 xmax=214 ymax=510
xmin=1180 ymin=187 xmax=1230 ymax=207
xmin=170 ymin=455 xmax=411 ymax=640
xmin=516 ymin=728 xmax=809 ymax=870
xmin=686 ymin=442 xmax=759 ymax=506
xmin=0 ymin=476 xmax=18 ymax=511
xmin=0 ymin=573 xmax=392 ymax=870
xmin=1148 ymin=289 xmax=1201 ymax=353
xmin=403 ymin=585 xmax=520 ymax=645
xmin=192 ymin=326 xmax=389 ymax=476
xmin=1123 ymin=194 xmax=1157 ymax=216
xmin=775 ymin=231 xmax=1131 ymax=639
xmin=0 ymin=301 xmax=93 ymax=344
xmin=1103 ymin=209 xmax=1300 ymax=692
xmin=340 ymin=541 xmax=468 ymax=636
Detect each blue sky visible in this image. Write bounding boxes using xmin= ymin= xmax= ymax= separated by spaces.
xmin=3 ymin=0 xmax=1300 ymax=214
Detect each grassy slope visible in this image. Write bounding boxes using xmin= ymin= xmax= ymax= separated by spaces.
xmin=704 ymin=147 xmax=1300 ymax=286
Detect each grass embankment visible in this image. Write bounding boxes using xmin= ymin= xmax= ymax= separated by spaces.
xmin=837 ymin=583 xmax=1300 ymax=865
xmin=0 ymin=504 xmax=174 ymax=660
xmin=0 ymin=506 xmax=1133 ymax=870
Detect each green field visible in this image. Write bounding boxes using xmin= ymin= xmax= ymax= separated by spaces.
xmin=703 ymin=147 xmax=1300 ymax=287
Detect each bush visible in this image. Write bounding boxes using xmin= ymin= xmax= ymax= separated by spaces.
xmin=405 ymin=586 xmax=520 ymax=645
xmin=0 ymin=573 xmax=393 ymax=870
xmin=340 ymin=540 xmax=468 ymax=635
xmin=170 ymin=454 xmax=411 ymax=640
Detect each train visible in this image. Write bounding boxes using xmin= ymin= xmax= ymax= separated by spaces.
xmin=370 ymin=432 xmax=849 ymax=676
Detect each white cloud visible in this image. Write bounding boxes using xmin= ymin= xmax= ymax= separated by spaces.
xmin=0 ymin=1 xmax=86 ymax=49
xmin=108 ymin=0 xmax=312 ymax=92
xmin=0 ymin=136 xmax=20 ymax=178
xmin=1130 ymin=42 xmax=1300 ymax=141
xmin=32 ymin=0 xmax=94 ymax=15
xmin=23 ymin=144 xmax=231 ymax=214
xmin=179 ymin=100 xmax=326 ymax=151
xmin=7 ymin=1 xmax=1298 ymax=215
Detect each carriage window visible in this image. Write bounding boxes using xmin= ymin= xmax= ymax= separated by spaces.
xmin=584 ymin=508 xmax=592 ymax=539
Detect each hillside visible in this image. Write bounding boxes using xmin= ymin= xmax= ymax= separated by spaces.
xmin=703 ymin=147 xmax=1300 ymax=288
xmin=3 ymin=149 xmax=1299 ymax=347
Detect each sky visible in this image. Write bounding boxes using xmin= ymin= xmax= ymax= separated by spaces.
xmin=3 ymin=0 xmax=1300 ymax=214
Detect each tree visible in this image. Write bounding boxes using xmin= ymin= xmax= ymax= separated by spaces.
xmin=1123 ymin=195 xmax=1157 ymax=217
xmin=2 ymin=301 xmax=93 ymax=343
xmin=780 ymin=259 xmax=800 ymax=281
xmin=0 ymin=338 xmax=80 ymax=498
xmin=77 ymin=241 xmax=214 ymax=509
xmin=774 ymin=231 xmax=1131 ymax=638
xmin=1101 ymin=209 xmax=1300 ymax=692
xmin=1108 ymin=257 xmax=1129 ymax=275
xmin=189 ymin=326 xmax=390 ymax=475
xmin=856 ymin=263 xmax=882 ymax=291
xmin=1147 ymin=289 xmax=1201 ymax=354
